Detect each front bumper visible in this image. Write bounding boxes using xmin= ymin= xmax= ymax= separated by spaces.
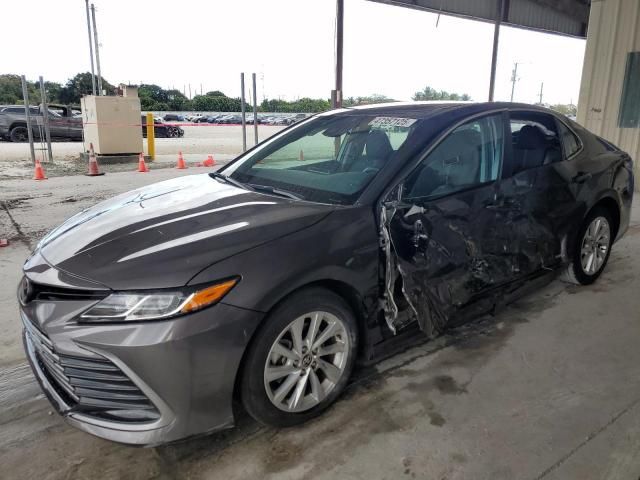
xmin=21 ymin=300 xmax=263 ymax=446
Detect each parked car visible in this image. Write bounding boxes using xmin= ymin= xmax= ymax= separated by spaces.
xmin=217 ymin=115 xmax=242 ymax=124
xmin=19 ymin=102 xmax=633 ymax=445
xmin=163 ymin=114 xmax=185 ymax=122
xmin=141 ymin=115 xmax=184 ymax=138
xmin=0 ymin=104 xmax=83 ymax=142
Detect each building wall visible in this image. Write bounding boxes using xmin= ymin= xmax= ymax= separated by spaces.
xmin=577 ymin=0 xmax=640 ymax=186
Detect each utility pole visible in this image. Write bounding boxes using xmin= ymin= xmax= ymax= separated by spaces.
xmin=240 ymin=73 xmax=247 ymax=152
xmin=252 ymin=73 xmax=258 ymax=145
xmin=510 ymin=62 xmax=519 ymax=102
xmin=188 ymin=84 xmax=192 ymax=99
xmin=90 ymin=4 xmax=103 ymax=95
xmin=20 ymin=75 xmax=36 ymax=164
xmin=488 ymin=0 xmax=505 ymax=101
xmin=538 ymin=82 xmax=544 ymax=104
xmin=39 ymin=76 xmax=53 ymax=162
xmin=333 ymin=0 xmax=344 ymax=109
xmin=84 ymin=0 xmax=96 ymax=95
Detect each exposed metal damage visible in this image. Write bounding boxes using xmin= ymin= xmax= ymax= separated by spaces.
xmin=377 ymin=178 xmax=574 ymax=339
xmin=379 ymin=186 xmax=421 ymax=335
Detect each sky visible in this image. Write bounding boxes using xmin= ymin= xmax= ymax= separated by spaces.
xmin=2 ymin=0 xmax=586 ymax=105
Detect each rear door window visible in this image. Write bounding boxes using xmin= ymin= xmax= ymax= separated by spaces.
xmin=509 ymin=111 xmax=562 ymax=174
xmin=556 ymin=120 xmax=581 ymax=159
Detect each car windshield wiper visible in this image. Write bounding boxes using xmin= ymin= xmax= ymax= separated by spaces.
xmin=209 ymin=172 xmax=250 ymax=190
xmin=248 ymin=183 xmax=303 ymax=200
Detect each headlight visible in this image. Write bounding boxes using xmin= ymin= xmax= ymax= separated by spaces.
xmin=79 ymin=278 xmax=238 ymax=323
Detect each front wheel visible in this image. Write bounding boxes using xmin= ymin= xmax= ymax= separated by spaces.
xmin=563 ymin=207 xmax=613 ymax=285
xmin=240 ymin=288 xmax=358 ymax=427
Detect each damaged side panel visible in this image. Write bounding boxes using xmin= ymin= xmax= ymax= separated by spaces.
xmin=379 ymin=183 xmax=527 ymax=337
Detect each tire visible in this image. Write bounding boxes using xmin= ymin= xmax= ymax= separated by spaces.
xmin=563 ymin=207 xmax=614 ymax=285
xmin=240 ymin=287 xmax=358 ymax=428
xmin=10 ymin=126 xmax=29 ymax=143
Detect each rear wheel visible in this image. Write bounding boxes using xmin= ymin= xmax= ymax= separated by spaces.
xmin=240 ymin=288 xmax=358 ymax=427
xmin=563 ymin=207 xmax=613 ymax=285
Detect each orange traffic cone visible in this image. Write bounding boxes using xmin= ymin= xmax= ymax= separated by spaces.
xmin=138 ymin=153 xmax=149 ymax=172
xmin=176 ymin=151 xmax=187 ymax=169
xmin=203 ymin=154 xmax=216 ymax=167
xmin=299 ymin=150 xmax=304 ymax=161
xmin=86 ymin=143 xmax=104 ymax=176
xmin=33 ymin=158 xmax=47 ymax=180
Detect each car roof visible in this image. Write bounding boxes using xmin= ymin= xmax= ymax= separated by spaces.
xmin=326 ymin=101 xmax=557 ymax=120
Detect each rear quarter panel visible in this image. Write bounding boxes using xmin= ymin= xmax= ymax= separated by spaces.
xmin=568 ymin=123 xmax=633 ymax=250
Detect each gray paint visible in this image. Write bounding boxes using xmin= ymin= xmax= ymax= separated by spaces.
xmin=19 ymin=102 xmax=633 ymax=445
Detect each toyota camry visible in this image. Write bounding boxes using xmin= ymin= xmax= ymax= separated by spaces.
xmin=19 ymin=102 xmax=634 ymax=445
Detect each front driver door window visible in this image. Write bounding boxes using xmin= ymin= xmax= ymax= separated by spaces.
xmin=384 ymin=114 xmax=514 ymax=335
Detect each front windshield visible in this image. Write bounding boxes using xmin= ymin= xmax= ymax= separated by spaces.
xmin=223 ymin=113 xmax=420 ymax=204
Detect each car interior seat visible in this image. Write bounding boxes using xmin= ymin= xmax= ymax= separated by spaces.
xmin=348 ymin=129 xmax=393 ymax=172
xmin=404 ymin=129 xmax=482 ymax=198
xmin=513 ymin=124 xmax=562 ymax=172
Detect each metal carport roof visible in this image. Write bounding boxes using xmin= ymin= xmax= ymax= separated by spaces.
xmin=330 ymin=0 xmax=591 ymax=107
xmin=367 ymin=0 xmax=591 ymax=38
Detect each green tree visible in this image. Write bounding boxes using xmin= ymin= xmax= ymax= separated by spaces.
xmin=0 ymin=74 xmax=50 ymax=104
xmin=260 ymin=97 xmax=330 ymax=113
xmin=412 ymin=85 xmax=471 ymax=101
xmin=166 ymin=89 xmax=191 ymax=111
xmin=549 ymin=103 xmax=577 ymax=117
xmin=191 ymin=94 xmax=247 ymax=112
xmin=58 ymin=72 xmax=113 ymax=104
xmin=343 ymin=94 xmax=395 ymax=107
xmin=0 ymin=74 xmax=24 ymax=104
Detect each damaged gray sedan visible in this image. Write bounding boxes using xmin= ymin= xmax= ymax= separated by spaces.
xmin=20 ymin=102 xmax=634 ymax=445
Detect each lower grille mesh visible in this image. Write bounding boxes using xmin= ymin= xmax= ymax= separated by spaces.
xmin=24 ymin=318 xmax=160 ymax=423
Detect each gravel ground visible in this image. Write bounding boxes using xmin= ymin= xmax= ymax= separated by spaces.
xmin=0 ymin=125 xmax=285 ymax=179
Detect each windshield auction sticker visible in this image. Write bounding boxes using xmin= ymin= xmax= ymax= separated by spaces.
xmin=369 ymin=117 xmax=417 ymax=128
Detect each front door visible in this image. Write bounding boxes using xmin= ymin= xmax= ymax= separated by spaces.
xmin=381 ymin=113 xmax=515 ymax=336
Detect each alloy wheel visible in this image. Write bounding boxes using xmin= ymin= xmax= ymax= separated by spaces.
xmin=264 ymin=311 xmax=350 ymax=413
xmin=580 ymin=216 xmax=610 ymax=275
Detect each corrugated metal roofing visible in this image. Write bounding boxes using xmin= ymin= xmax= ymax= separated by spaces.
xmin=367 ymin=0 xmax=590 ymax=38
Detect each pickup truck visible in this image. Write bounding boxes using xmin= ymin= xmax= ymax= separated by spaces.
xmin=0 ymin=104 xmax=83 ymax=142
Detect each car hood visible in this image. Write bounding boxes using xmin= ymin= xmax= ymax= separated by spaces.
xmin=37 ymin=174 xmax=334 ymax=290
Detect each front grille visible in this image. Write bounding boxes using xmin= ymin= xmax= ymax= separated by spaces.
xmin=23 ymin=318 xmax=160 ymax=423
xmin=19 ymin=277 xmax=108 ymax=305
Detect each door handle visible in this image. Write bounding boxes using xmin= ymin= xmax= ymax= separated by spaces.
xmin=573 ymin=172 xmax=592 ymax=184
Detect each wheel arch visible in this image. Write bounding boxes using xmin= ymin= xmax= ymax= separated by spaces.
xmin=590 ymin=194 xmax=621 ymax=241
xmin=9 ymin=121 xmax=27 ymax=130
xmin=231 ymin=279 xmax=369 ymax=404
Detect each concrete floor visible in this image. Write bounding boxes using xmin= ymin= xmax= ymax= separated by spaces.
xmin=0 ymin=170 xmax=639 ymax=479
